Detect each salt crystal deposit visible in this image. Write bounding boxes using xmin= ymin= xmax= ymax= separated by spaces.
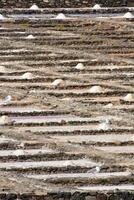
xmin=99 ymin=120 xmax=111 ymax=130
xmin=123 ymin=12 xmax=133 ymax=19
xmin=123 ymin=93 xmax=133 ymax=101
xmin=29 ymin=4 xmax=39 ymax=10
xmin=3 ymin=95 xmax=12 ymax=103
xmin=89 ymin=86 xmax=103 ymax=93
xmin=95 ymin=166 xmax=101 ymax=173
xmin=26 ymin=35 xmax=35 ymax=39
xmin=51 ymin=79 xmax=65 ymax=87
xmin=104 ymin=103 xmax=113 ymax=108
xmin=0 ymin=14 xmax=5 ymax=20
xmin=0 ymin=66 xmax=7 ymax=73
xmin=55 ymin=13 xmax=66 ymax=20
xmin=75 ymin=63 xmax=85 ymax=70
xmin=92 ymin=4 xmax=101 ymax=10
xmin=13 ymin=149 xmax=25 ymax=156
xmin=0 ymin=116 xmax=12 ymax=125
xmin=21 ymin=72 xmax=34 ymax=79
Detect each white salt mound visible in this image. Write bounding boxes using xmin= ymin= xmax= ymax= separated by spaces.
xmin=92 ymin=4 xmax=101 ymax=10
xmin=0 ymin=14 xmax=5 ymax=20
xmin=123 ymin=93 xmax=133 ymax=101
xmin=13 ymin=149 xmax=24 ymax=156
xmin=75 ymin=63 xmax=85 ymax=70
xmin=55 ymin=13 xmax=66 ymax=20
xmin=51 ymin=79 xmax=65 ymax=87
xmin=0 ymin=66 xmax=7 ymax=73
xmin=4 ymin=95 xmax=12 ymax=103
xmin=21 ymin=72 xmax=34 ymax=79
xmin=95 ymin=166 xmax=101 ymax=173
xmin=104 ymin=103 xmax=113 ymax=108
xmin=99 ymin=121 xmax=111 ymax=130
xmin=89 ymin=85 xmax=103 ymax=93
xmin=0 ymin=115 xmax=11 ymax=125
xmin=26 ymin=34 xmax=35 ymax=39
xmin=123 ymin=12 xmax=133 ymax=19
xmin=29 ymin=4 xmax=39 ymax=10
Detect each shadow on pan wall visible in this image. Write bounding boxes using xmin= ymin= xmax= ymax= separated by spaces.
xmin=0 ymin=0 xmax=133 ymax=8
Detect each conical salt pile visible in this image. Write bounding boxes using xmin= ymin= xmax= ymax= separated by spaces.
xmin=89 ymin=85 xmax=103 ymax=93
xmin=123 ymin=12 xmax=133 ymax=19
xmin=104 ymin=103 xmax=113 ymax=108
xmin=92 ymin=4 xmax=101 ymax=10
xmin=13 ymin=149 xmax=25 ymax=156
xmin=51 ymin=79 xmax=65 ymax=87
xmin=26 ymin=34 xmax=35 ymax=39
xmin=21 ymin=72 xmax=34 ymax=79
xmin=55 ymin=13 xmax=66 ymax=20
xmin=99 ymin=119 xmax=111 ymax=130
xmin=99 ymin=122 xmax=110 ymax=130
xmin=0 ymin=66 xmax=7 ymax=73
xmin=123 ymin=93 xmax=133 ymax=101
xmin=4 ymin=95 xmax=12 ymax=103
xmin=75 ymin=63 xmax=85 ymax=70
xmin=0 ymin=14 xmax=5 ymax=20
xmin=29 ymin=4 xmax=39 ymax=10
xmin=0 ymin=115 xmax=11 ymax=125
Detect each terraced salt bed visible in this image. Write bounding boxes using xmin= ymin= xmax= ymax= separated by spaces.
xmin=8 ymin=13 xmax=132 ymax=20
xmin=11 ymin=115 xmax=93 ymax=123
xmin=96 ymin=146 xmax=134 ymax=154
xmin=17 ymin=125 xmax=133 ymax=134
xmin=35 ymin=88 xmax=111 ymax=94
xmin=0 ymin=7 xmax=133 ymax=195
xmin=27 ymin=171 xmax=131 ymax=180
xmin=78 ymin=185 xmax=134 ymax=191
xmin=53 ymin=134 xmax=134 ymax=143
xmin=0 ymin=107 xmax=44 ymax=113
xmin=0 ymin=137 xmax=17 ymax=144
xmin=0 ymin=148 xmax=56 ymax=157
xmin=0 ymin=159 xmax=97 ymax=170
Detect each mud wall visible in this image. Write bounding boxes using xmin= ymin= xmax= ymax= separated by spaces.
xmin=0 ymin=192 xmax=134 ymax=200
xmin=0 ymin=0 xmax=131 ymax=8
